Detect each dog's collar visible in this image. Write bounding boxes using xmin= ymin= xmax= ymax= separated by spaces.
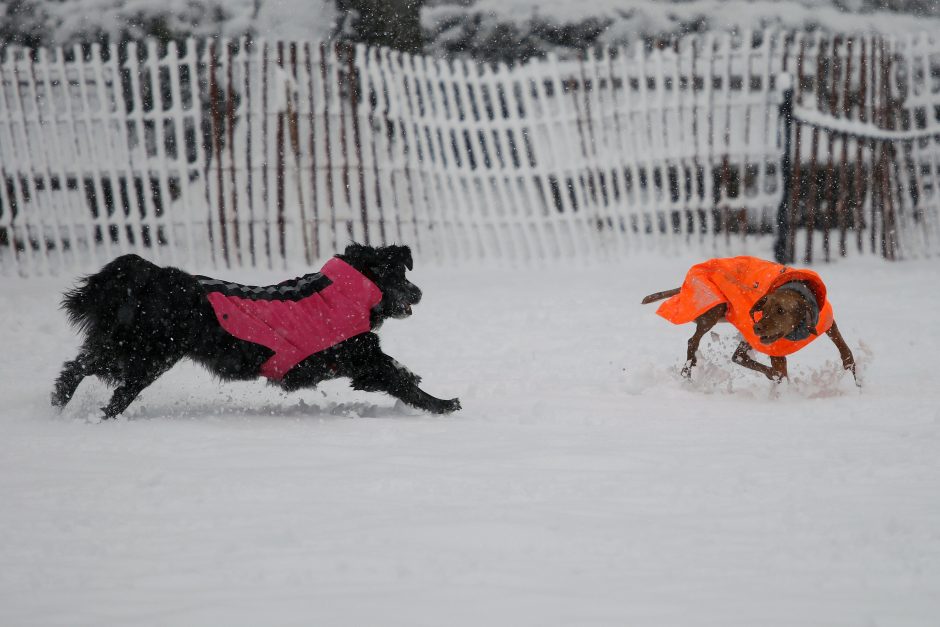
xmin=777 ymin=281 xmax=819 ymax=341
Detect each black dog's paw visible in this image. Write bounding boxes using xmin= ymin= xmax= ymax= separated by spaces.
xmin=51 ymin=373 xmax=80 ymax=408
xmin=433 ymin=397 xmax=461 ymax=414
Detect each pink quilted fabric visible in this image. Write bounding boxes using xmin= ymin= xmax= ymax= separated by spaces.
xmin=204 ymin=258 xmax=382 ymax=379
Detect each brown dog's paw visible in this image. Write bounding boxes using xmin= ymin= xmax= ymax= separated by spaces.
xmin=843 ymin=359 xmax=860 ymax=386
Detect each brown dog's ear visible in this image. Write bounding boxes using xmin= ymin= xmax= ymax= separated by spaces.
xmin=800 ymin=299 xmax=819 ymax=336
xmin=749 ymin=295 xmax=768 ymax=321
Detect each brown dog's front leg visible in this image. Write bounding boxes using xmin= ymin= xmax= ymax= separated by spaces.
xmin=826 ymin=320 xmax=858 ymax=383
xmin=682 ymin=304 xmax=727 ymax=378
xmin=732 ymin=341 xmax=783 ymax=381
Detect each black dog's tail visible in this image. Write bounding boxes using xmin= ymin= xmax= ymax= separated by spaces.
xmin=62 ymin=254 xmax=160 ymax=338
xmin=641 ymin=288 xmax=680 ymax=305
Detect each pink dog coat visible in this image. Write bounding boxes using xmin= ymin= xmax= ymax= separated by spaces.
xmin=198 ymin=258 xmax=382 ymax=380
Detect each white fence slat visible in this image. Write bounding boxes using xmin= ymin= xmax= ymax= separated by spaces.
xmin=486 ymin=62 xmax=534 ymax=262
xmin=652 ymin=46 xmax=681 ymax=256
xmin=164 ymin=40 xmax=198 ymax=267
xmin=411 ymin=53 xmax=457 ymax=262
xmin=918 ymin=33 xmax=940 ymax=252
xmin=429 ymin=55 xmax=474 ymax=261
xmin=87 ymin=43 xmax=136 ymax=259
xmin=92 ymin=46 xmax=140 ymax=261
xmin=378 ymin=47 xmax=421 ymax=253
xmin=120 ymin=42 xmax=163 ymax=265
xmin=632 ymin=42 xmax=663 ymax=254
xmin=754 ymin=29 xmax=776 ymax=230
xmin=2 ymin=50 xmax=48 ymax=274
xmin=513 ymin=61 xmax=565 ymax=259
xmin=0 ymin=52 xmax=35 ymax=275
xmin=90 ymin=45 xmax=135 ymax=260
xmin=498 ymin=61 xmax=551 ymax=261
xmin=354 ymin=44 xmax=385 ymax=250
xmin=50 ymin=47 xmax=99 ymax=269
xmin=450 ymin=56 xmax=501 ymax=261
xmin=11 ymin=50 xmax=58 ymax=274
xmin=69 ymin=44 xmax=115 ymax=264
xmin=363 ymin=46 xmax=403 ymax=248
xmin=583 ymin=48 xmax=622 ymax=259
xmin=23 ymin=49 xmax=69 ymax=272
xmin=398 ymin=51 xmax=441 ymax=259
xmin=698 ymin=34 xmax=718 ymax=254
xmin=609 ymin=48 xmax=645 ymax=254
xmin=464 ymin=62 xmax=515 ymax=261
xmin=547 ymin=52 xmax=594 ymax=257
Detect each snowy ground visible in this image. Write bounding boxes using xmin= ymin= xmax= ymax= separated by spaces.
xmin=1 ymin=250 xmax=939 ymax=626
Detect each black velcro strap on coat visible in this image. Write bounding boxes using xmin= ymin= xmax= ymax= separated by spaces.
xmin=196 ymin=272 xmax=333 ymax=301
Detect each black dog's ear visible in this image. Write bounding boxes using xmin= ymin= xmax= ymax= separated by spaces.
xmin=387 ymin=245 xmax=413 ymax=271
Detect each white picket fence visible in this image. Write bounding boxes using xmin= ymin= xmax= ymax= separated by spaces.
xmin=2 ymin=30 xmax=940 ymax=276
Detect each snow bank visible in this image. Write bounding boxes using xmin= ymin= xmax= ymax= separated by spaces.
xmin=1 ymin=250 xmax=939 ymax=625
xmin=3 ymin=0 xmax=337 ymax=47
xmin=426 ymin=0 xmax=940 ymax=61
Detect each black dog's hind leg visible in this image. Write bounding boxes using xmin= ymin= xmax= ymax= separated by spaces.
xmin=351 ymin=356 xmax=461 ymax=415
xmin=52 ymin=352 xmax=96 ymax=408
xmin=101 ymin=359 xmax=179 ymax=419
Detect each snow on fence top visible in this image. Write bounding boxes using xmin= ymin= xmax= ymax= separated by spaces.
xmin=1 ymin=30 xmax=940 ymax=276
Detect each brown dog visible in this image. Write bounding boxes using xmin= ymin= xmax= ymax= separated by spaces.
xmin=643 ymin=257 xmax=857 ymax=383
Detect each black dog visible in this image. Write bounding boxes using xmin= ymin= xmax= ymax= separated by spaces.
xmin=52 ymin=244 xmax=461 ymax=419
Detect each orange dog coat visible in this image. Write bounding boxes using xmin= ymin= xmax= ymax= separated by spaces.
xmin=655 ymin=256 xmax=834 ymax=357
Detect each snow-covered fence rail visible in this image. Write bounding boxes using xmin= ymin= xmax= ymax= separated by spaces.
xmin=2 ymin=30 xmax=940 ymax=277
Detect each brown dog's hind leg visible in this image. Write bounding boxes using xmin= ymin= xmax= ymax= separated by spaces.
xmin=682 ymin=304 xmax=727 ymax=378
xmin=732 ymin=341 xmax=785 ymax=381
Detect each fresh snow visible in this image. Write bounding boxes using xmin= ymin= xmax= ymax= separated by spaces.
xmin=425 ymin=0 xmax=940 ymax=42
xmin=1 ymin=251 xmax=939 ymax=626
xmin=21 ymin=0 xmax=940 ymax=52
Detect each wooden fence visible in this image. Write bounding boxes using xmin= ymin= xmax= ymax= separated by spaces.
xmin=1 ymin=30 xmax=940 ymax=276
xmin=779 ymin=32 xmax=940 ymax=263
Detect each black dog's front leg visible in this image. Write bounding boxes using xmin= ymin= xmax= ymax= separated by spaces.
xmin=351 ymin=355 xmax=461 ymax=415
